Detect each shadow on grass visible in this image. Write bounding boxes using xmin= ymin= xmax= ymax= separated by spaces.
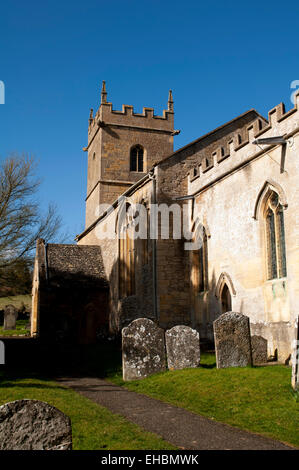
xmin=0 ymin=339 xmax=123 ymax=382
xmin=200 ymin=362 xmax=216 ymax=369
xmin=0 ymin=381 xmax=68 ymax=390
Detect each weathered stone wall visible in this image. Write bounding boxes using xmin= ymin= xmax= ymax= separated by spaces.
xmin=153 ymin=111 xmax=264 ymax=329
xmin=189 ymin=95 xmax=299 ymax=361
xmin=79 ymin=180 xmax=155 ymax=333
xmin=78 ymin=90 xmax=299 ymax=364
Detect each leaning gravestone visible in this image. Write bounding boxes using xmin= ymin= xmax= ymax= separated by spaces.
xmin=122 ymin=318 xmax=166 ymax=381
xmin=3 ymin=304 xmax=18 ymax=330
xmin=291 ymin=316 xmax=299 ymax=391
xmin=0 ymin=400 xmax=72 ymax=450
xmin=213 ymin=312 xmax=252 ymax=368
xmin=165 ymin=325 xmax=200 ymax=370
xmin=251 ymin=335 xmax=268 ymax=365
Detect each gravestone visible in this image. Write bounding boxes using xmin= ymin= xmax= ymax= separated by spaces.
xmin=0 ymin=400 xmax=72 ymax=450
xmin=213 ymin=312 xmax=252 ymax=368
xmin=291 ymin=316 xmax=299 ymax=391
xmin=165 ymin=325 xmax=200 ymax=370
xmin=122 ymin=318 xmax=166 ymax=381
xmin=251 ymin=335 xmax=268 ymax=365
xmin=3 ymin=304 xmax=18 ymax=330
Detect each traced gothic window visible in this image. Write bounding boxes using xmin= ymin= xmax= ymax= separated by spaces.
xmin=265 ymin=191 xmax=287 ymax=280
xmin=119 ymin=205 xmax=136 ymax=298
xmin=130 ymin=145 xmax=144 ymax=172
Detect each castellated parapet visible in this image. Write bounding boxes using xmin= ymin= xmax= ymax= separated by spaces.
xmin=87 ymin=82 xmax=174 ymax=143
xmin=84 ymin=82 xmax=175 ymax=227
xmin=189 ymin=91 xmax=299 ymax=191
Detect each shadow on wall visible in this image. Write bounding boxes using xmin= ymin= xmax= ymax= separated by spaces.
xmin=190 ymin=268 xmax=222 ymax=342
xmin=108 ymin=256 xmax=155 ymax=334
xmin=37 ymin=268 xmax=109 ymax=345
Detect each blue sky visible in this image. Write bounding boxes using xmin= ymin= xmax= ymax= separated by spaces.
xmin=0 ymin=0 xmax=298 ymax=240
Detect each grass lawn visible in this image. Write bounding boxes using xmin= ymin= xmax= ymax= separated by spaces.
xmin=107 ymin=352 xmax=299 ymax=448
xmin=0 ymin=294 xmax=31 ymax=310
xmin=0 ymin=371 xmax=176 ymax=450
xmin=0 ymin=295 xmax=31 ymax=337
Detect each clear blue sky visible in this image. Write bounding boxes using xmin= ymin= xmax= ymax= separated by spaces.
xmin=0 ymin=0 xmax=298 ymax=241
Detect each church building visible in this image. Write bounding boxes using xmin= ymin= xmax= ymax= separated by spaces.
xmin=32 ymin=82 xmax=299 ymax=362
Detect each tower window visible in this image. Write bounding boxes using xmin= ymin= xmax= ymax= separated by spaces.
xmin=130 ymin=145 xmax=144 ymax=172
xmin=265 ymin=191 xmax=287 ymax=280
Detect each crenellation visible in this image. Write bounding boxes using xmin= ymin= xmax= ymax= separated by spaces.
xmin=84 ymin=81 xmax=174 ymax=218
xmin=97 ymin=98 xmax=173 ymax=126
xmin=189 ymin=94 xmax=299 ymax=183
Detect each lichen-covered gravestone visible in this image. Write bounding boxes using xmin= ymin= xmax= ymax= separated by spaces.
xmin=122 ymin=318 xmax=166 ymax=381
xmin=3 ymin=304 xmax=18 ymax=330
xmin=251 ymin=335 xmax=268 ymax=365
xmin=165 ymin=325 xmax=200 ymax=370
xmin=213 ymin=312 xmax=252 ymax=368
xmin=291 ymin=316 xmax=299 ymax=391
xmin=0 ymin=400 xmax=72 ymax=450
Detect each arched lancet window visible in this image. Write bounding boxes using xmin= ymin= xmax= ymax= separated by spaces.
xmin=264 ymin=191 xmax=287 ymax=280
xmin=130 ymin=145 xmax=144 ymax=172
xmin=192 ymin=225 xmax=208 ymax=293
xmin=118 ymin=204 xmax=136 ymax=298
xmin=220 ymin=283 xmax=231 ymax=314
xmin=198 ymin=228 xmax=208 ymax=292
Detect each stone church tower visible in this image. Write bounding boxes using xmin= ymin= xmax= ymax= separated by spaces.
xmin=83 ymin=81 xmax=175 ymax=228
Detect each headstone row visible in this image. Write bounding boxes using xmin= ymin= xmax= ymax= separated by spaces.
xmin=122 ymin=319 xmax=200 ymax=381
xmin=122 ymin=312 xmax=272 ymax=380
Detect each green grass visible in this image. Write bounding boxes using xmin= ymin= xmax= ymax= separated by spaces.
xmin=0 ymin=294 xmax=31 ymax=310
xmin=0 ymin=319 xmax=30 ymax=337
xmin=0 ymin=294 xmax=31 ymax=337
xmin=107 ymin=352 xmax=299 ymax=448
xmin=0 ymin=372 xmax=176 ymax=450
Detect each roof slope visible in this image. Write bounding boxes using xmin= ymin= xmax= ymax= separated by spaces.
xmin=46 ymin=244 xmax=108 ymax=288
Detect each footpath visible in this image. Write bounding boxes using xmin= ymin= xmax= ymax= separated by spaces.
xmin=57 ymin=376 xmax=294 ymax=450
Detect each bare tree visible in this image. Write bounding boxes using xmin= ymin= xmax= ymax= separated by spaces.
xmin=0 ymin=154 xmax=63 ymax=269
